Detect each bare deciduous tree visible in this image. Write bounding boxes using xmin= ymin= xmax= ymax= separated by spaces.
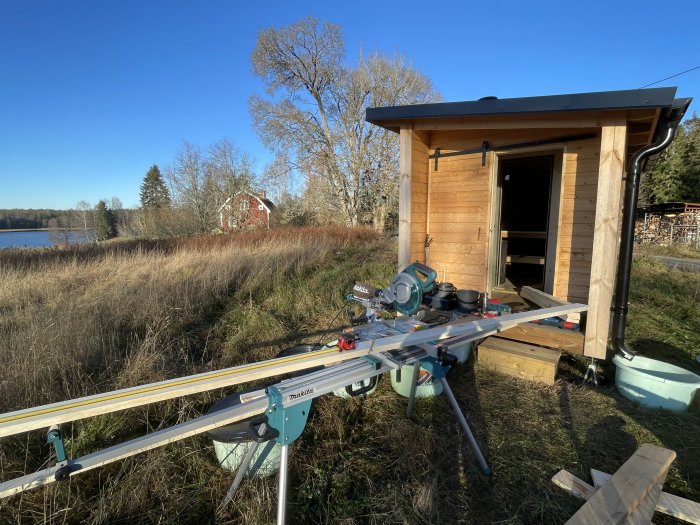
xmin=250 ymin=17 xmax=440 ymax=229
xmin=165 ymin=140 xmax=258 ymax=233
xmin=260 ymin=154 xmax=295 ymax=204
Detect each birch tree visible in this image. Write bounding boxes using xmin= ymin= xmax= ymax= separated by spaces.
xmin=250 ymin=17 xmax=440 ymax=228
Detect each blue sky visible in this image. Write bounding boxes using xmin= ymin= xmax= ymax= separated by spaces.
xmin=1 ymin=0 xmax=698 ymax=209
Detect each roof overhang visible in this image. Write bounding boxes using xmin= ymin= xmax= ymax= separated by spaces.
xmin=366 ymin=87 xmax=692 ymax=169
xmin=366 ymin=87 xmax=682 ymax=132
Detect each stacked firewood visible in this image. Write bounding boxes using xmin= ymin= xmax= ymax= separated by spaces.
xmin=635 ymin=209 xmax=700 ymax=245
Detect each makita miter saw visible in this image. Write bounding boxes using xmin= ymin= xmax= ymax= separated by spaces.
xmin=346 ymin=262 xmax=438 ymax=322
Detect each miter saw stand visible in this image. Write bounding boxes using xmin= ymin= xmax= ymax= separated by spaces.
xmin=217 ymin=340 xmax=492 ymax=523
xmin=220 ymin=263 xmax=491 ymax=523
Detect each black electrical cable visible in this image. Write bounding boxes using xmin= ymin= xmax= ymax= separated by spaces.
xmin=311 ymin=302 xmax=350 ymax=349
xmin=640 ymin=65 xmax=700 ymax=88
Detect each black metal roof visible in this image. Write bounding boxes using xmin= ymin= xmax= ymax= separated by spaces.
xmin=366 ymin=87 xmax=684 ymax=132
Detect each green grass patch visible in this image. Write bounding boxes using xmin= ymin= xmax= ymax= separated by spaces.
xmin=626 ymin=256 xmax=700 ymax=365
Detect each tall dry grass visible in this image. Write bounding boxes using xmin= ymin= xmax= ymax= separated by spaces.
xmin=0 ymin=227 xmax=377 ymax=410
xmin=0 ymin=227 xmax=390 ymax=523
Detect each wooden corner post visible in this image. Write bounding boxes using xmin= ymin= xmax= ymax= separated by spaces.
xmin=584 ymin=116 xmax=627 ymax=359
xmin=398 ymin=124 xmax=413 ymax=271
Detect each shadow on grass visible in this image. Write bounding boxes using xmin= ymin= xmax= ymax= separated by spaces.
xmin=555 ymin=369 xmax=699 ymax=520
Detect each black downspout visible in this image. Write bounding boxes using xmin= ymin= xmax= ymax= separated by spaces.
xmin=610 ymin=119 xmax=680 ymax=360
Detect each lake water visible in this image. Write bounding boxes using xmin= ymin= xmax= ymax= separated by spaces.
xmin=0 ymin=230 xmax=92 ymax=249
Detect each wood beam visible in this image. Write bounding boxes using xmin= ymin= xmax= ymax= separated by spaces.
xmin=380 ymin=112 xmax=629 ymax=132
xmin=399 ymin=124 xmax=413 ymax=270
xmin=591 ymin=469 xmax=700 ymax=524
xmin=553 ymin=466 xmax=700 ymax=524
xmin=646 ymin=107 xmax=662 ymax=145
xmin=520 ymin=286 xmax=580 ymax=322
xmin=412 ymin=117 xmax=607 ymax=131
xmin=565 ymin=444 xmax=676 ymax=524
xmin=584 ymin=116 xmax=627 ymax=359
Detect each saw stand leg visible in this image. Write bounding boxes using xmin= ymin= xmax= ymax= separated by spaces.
xmin=277 ymin=444 xmax=290 ymax=525
xmin=583 ymin=358 xmax=599 ymax=387
xmin=420 ymin=357 xmax=492 ymax=476
xmin=440 ymin=378 xmax=491 ymax=476
xmin=219 ymin=422 xmax=272 ymax=511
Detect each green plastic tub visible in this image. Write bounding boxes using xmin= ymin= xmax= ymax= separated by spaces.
xmin=613 ymin=355 xmax=700 ymax=412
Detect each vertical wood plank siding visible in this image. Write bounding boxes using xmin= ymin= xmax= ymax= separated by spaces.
xmin=421 ymin=128 xmax=602 ymax=296
xmin=409 ymin=131 xmax=430 ymax=265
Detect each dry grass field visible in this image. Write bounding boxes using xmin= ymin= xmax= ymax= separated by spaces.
xmin=0 ymin=229 xmax=698 ymax=524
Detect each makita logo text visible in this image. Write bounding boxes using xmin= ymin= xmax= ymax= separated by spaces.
xmin=354 ymin=284 xmax=369 ymax=294
xmin=287 ymin=388 xmax=315 ymax=401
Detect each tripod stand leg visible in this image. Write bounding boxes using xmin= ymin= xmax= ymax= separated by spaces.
xmin=406 ymin=363 xmax=421 ymax=419
xmin=218 ymin=423 xmax=270 ymax=511
xmin=583 ymin=358 xmax=599 ymax=387
xmin=276 ymin=444 xmax=290 ymax=525
xmin=440 ymin=378 xmax=491 ymax=476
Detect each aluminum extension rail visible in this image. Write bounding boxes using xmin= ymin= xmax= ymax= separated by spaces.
xmin=0 ymin=303 xmax=588 ymax=516
xmin=0 ymin=304 xmax=586 ymax=439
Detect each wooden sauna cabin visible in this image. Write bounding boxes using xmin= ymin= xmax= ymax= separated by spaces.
xmin=366 ymin=87 xmax=691 ymax=359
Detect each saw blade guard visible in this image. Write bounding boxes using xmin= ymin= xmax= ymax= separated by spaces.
xmin=390 ymin=263 xmax=437 ymax=315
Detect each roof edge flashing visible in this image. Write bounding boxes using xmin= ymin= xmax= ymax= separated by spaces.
xmin=366 ymin=87 xmax=679 ymax=129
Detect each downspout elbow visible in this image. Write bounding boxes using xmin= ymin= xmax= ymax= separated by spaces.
xmin=610 ymin=124 xmax=678 ymax=361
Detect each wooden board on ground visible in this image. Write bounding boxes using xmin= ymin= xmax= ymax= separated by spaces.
xmin=494 ymin=323 xmax=585 ymax=355
xmin=520 ymin=285 xmax=581 ymax=323
xmin=477 ymin=337 xmax=561 ymax=385
xmin=565 ymin=444 xmax=676 ymax=524
xmin=591 ymin=468 xmax=700 ymax=525
xmin=552 ymin=470 xmax=595 ymax=500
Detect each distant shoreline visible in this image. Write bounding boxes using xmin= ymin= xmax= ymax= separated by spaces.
xmin=0 ymin=228 xmax=79 ymax=233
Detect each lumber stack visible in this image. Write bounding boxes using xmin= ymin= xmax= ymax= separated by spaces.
xmin=552 ymin=443 xmax=700 ymax=525
xmin=477 ymin=336 xmax=561 ymax=385
xmin=494 ymin=323 xmax=584 ymax=355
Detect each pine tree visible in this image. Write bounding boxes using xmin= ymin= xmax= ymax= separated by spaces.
xmin=642 ymin=114 xmax=700 ymax=204
xmin=140 ymin=165 xmax=171 ymax=208
xmin=95 ymin=200 xmax=117 ymax=241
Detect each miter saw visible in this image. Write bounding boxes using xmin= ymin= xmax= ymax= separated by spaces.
xmin=346 ymin=262 xmax=438 ymax=323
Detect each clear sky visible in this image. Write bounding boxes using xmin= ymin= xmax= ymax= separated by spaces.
xmin=1 ymin=0 xmax=698 ymax=209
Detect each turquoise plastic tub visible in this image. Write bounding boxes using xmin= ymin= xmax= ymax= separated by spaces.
xmin=613 ymin=355 xmax=700 ymax=412
xmin=391 ymin=364 xmax=443 ymax=398
xmin=207 ymin=392 xmax=281 ymax=477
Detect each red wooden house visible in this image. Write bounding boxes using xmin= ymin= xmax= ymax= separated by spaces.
xmin=219 ymin=191 xmax=275 ymax=231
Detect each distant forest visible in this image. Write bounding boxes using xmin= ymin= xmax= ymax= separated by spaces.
xmin=0 ymin=209 xmax=81 ymax=230
xmin=0 ymin=208 xmax=133 ymax=231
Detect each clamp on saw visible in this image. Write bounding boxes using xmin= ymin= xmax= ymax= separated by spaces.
xmin=345 ymin=262 xmax=437 ymax=323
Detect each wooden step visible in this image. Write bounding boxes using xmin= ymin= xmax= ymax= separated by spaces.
xmin=494 ymin=323 xmax=585 ymax=355
xmin=478 ymin=337 xmax=561 ymax=385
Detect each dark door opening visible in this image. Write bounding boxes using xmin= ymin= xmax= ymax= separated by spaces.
xmin=496 ymin=155 xmax=554 ymax=291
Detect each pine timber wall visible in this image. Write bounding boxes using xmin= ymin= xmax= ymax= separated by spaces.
xmin=410 ymin=131 xmax=430 ymax=264
xmin=393 ymin=109 xmax=664 ymax=359
xmin=409 ymin=128 xmax=603 ymax=299
xmin=554 ymin=135 xmax=603 ymax=303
